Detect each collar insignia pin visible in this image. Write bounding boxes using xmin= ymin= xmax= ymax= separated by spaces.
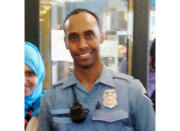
xmin=103 ymin=89 xmax=118 ymax=108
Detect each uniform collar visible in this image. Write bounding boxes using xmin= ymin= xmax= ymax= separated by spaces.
xmin=95 ymin=66 xmax=116 ymax=88
xmin=61 ymin=72 xmax=88 ymax=93
xmin=61 ymin=72 xmax=78 ymax=88
xmin=61 ymin=66 xmax=116 ymax=91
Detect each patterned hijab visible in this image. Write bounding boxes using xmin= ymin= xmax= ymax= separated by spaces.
xmin=25 ymin=42 xmax=45 ymax=117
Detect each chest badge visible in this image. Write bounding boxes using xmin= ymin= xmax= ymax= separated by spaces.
xmin=103 ymin=89 xmax=118 ymax=108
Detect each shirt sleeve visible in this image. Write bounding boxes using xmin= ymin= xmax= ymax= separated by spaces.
xmin=130 ymin=79 xmax=155 ymax=131
xmin=38 ymin=93 xmax=53 ymax=131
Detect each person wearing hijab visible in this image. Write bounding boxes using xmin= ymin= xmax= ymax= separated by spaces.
xmin=24 ymin=42 xmax=45 ymax=130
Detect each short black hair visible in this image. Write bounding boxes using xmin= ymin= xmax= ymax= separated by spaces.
xmin=63 ymin=8 xmax=100 ymax=30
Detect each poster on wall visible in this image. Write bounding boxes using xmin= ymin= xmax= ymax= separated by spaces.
xmin=100 ymin=40 xmax=118 ymax=72
xmin=51 ymin=30 xmax=73 ymax=62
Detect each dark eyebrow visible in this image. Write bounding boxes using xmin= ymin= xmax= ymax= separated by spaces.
xmin=68 ymin=32 xmax=78 ymax=36
xmin=84 ymin=30 xmax=95 ymax=34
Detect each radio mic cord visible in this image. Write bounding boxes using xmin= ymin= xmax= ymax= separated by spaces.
xmin=70 ymin=86 xmax=89 ymax=123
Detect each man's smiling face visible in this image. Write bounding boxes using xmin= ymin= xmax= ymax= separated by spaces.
xmin=64 ymin=12 xmax=104 ymax=69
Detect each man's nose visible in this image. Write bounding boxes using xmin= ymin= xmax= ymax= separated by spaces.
xmin=79 ymin=37 xmax=88 ymax=49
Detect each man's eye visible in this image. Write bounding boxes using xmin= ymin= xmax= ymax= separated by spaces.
xmin=85 ymin=32 xmax=94 ymax=39
xmin=69 ymin=34 xmax=79 ymax=42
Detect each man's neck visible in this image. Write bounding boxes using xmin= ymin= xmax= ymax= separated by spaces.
xmin=74 ymin=61 xmax=103 ymax=92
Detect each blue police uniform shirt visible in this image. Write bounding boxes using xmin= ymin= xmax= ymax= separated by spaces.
xmin=39 ymin=66 xmax=155 ymax=131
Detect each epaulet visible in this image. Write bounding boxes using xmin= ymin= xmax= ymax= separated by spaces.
xmin=111 ymin=70 xmax=135 ymax=82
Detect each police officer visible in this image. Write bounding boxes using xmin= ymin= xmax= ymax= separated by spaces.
xmin=39 ymin=8 xmax=155 ymax=131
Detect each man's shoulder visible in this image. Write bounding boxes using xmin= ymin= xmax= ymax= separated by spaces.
xmin=51 ymin=75 xmax=72 ymax=89
xmin=110 ymin=70 xmax=135 ymax=82
xmin=110 ymin=70 xmax=145 ymax=93
xmin=43 ymin=77 xmax=69 ymax=96
xmin=52 ymin=77 xmax=68 ymax=89
xmin=41 ymin=77 xmax=72 ymax=107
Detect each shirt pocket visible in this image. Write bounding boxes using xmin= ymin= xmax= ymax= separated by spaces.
xmin=50 ymin=108 xmax=72 ymax=124
xmin=92 ymin=108 xmax=129 ymax=122
xmin=92 ymin=109 xmax=134 ymax=131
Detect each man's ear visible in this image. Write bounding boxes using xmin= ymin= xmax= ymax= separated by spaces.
xmin=100 ymin=31 xmax=104 ymax=44
xmin=64 ymin=37 xmax=69 ymax=49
